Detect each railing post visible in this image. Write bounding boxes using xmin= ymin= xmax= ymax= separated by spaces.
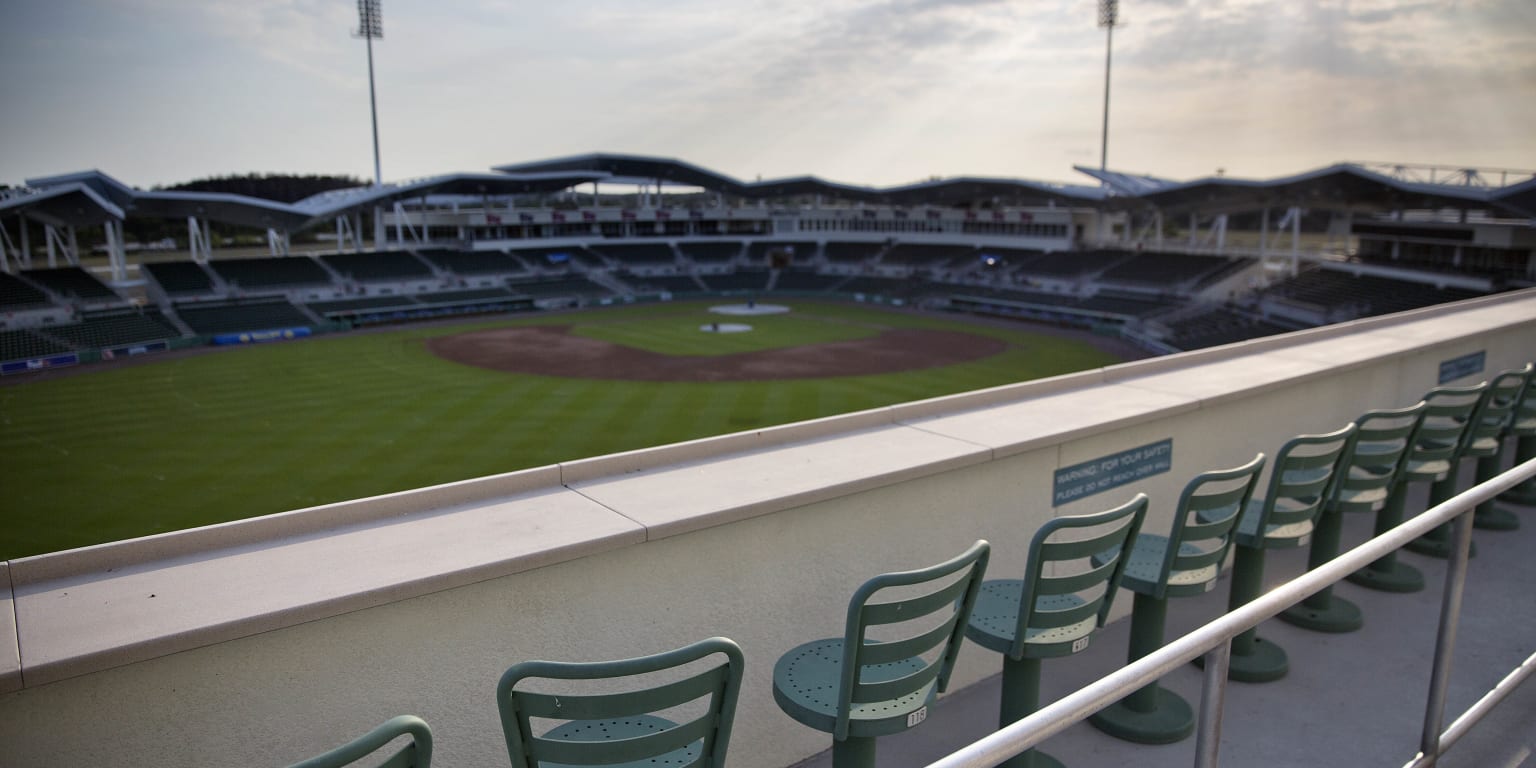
xmin=1194 ymin=639 xmax=1232 ymax=768
xmin=1417 ymin=506 xmax=1476 ymax=767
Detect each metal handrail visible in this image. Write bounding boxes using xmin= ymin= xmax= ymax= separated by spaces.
xmin=925 ymin=456 xmax=1536 ymax=768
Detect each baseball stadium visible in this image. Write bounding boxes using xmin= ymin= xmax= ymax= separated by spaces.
xmin=3 ymin=3 xmax=1536 ymax=768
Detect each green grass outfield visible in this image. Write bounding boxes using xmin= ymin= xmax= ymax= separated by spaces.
xmin=0 ymin=301 xmax=1125 ymax=559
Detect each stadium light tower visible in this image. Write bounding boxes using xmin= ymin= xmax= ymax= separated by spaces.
xmin=354 ymin=0 xmax=384 ymax=187
xmin=1097 ymin=0 xmax=1118 ymax=176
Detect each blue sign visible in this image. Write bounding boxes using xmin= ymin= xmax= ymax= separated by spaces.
xmin=1053 ymin=438 xmax=1174 ymax=506
xmin=1438 ymin=351 xmax=1485 ymax=384
xmin=212 ymin=327 xmax=312 ymax=346
xmin=1 ymin=352 xmax=80 ymax=375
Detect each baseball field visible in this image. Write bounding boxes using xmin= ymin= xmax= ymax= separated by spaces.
xmin=0 ymin=300 xmax=1132 ymax=559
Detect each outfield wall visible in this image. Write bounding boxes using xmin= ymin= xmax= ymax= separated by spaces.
xmin=1 ymin=289 xmax=1533 ymax=767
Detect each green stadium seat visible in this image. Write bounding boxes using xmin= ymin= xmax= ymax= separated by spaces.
xmin=966 ymin=495 xmax=1147 ymax=768
xmin=773 ymin=541 xmax=990 ymax=768
xmin=1087 ymin=454 xmax=1265 ymax=745
xmin=1278 ymin=402 xmax=1428 ymax=633
xmin=286 ymin=715 xmax=432 ymax=768
xmin=1347 ymin=382 xmax=1486 ymax=592
xmin=1407 ymin=365 xmax=1532 ymax=550
xmin=1496 ymin=363 xmax=1536 ymax=507
xmin=496 ymin=637 xmax=744 ymax=768
xmin=1202 ymin=425 xmax=1354 ymax=682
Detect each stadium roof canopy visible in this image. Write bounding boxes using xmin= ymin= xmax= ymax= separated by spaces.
xmin=1076 ymin=163 xmax=1535 ymax=217
xmin=0 ymin=183 xmax=125 ymax=228
xmin=492 ymin=152 xmax=1106 ymax=206
xmin=289 ymin=171 xmax=609 ymax=219
xmin=6 ymin=156 xmax=1532 ymax=236
xmin=5 ymin=170 xmax=608 ymax=233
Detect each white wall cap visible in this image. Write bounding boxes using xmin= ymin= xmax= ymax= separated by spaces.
xmin=1110 ymin=354 xmax=1333 ymax=407
xmin=0 ymin=564 xmax=18 ymax=694
xmin=899 ymin=382 xmax=1199 ymax=459
xmin=10 ymin=465 xmax=565 ymax=586
xmin=558 ymin=406 xmax=896 ymax=485
xmin=566 ymin=424 xmax=991 ymax=540
xmin=13 ymin=486 xmax=642 ymax=687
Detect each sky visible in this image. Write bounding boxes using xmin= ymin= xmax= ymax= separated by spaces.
xmin=1 ymin=0 xmax=1532 ymax=190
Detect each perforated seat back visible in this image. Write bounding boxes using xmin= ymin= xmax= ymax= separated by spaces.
xmin=1007 ymin=494 xmax=1147 ymax=659
xmin=834 ymin=540 xmax=990 ymax=740
xmin=497 ymin=637 xmax=744 ymax=768
xmin=287 ymin=716 xmax=433 ymax=768
xmin=1464 ymin=365 xmax=1533 ymax=453
xmin=1408 ymin=383 xmax=1489 ymax=467
xmin=1335 ymin=402 xmax=1429 ymax=503
xmin=1251 ymin=424 xmax=1357 ymax=533
xmin=1155 ymin=454 xmax=1266 ymax=597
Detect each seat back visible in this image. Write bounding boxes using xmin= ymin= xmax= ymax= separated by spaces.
xmin=1332 ymin=402 xmax=1429 ymax=507
xmin=1251 ymin=424 xmax=1357 ymax=533
xmin=287 ymin=716 xmax=433 ymax=768
xmin=497 ymin=637 xmax=744 ymax=768
xmin=835 ymin=539 xmax=990 ymax=740
xmin=1408 ymin=383 xmax=1489 ymax=468
xmin=1511 ymin=362 xmax=1536 ymax=436
xmin=1007 ymin=494 xmax=1148 ymax=660
xmin=1465 ymin=365 xmax=1533 ymax=452
xmin=1155 ymin=454 xmax=1266 ymax=598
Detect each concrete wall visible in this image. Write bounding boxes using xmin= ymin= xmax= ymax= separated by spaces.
xmin=1 ymin=290 xmax=1533 ymax=767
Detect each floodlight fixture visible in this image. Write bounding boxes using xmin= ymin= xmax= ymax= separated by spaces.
xmin=354 ymin=0 xmax=384 ymax=187
xmin=1098 ymin=0 xmax=1119 ymax=28
xmin=1096 ymin=0 xmax=1118 ymax=177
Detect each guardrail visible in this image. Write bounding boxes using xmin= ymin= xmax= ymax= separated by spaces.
xmin=926 ymin=456 xmax=1536 ymax=768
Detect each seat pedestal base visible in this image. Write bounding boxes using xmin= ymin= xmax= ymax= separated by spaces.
xmin=1474 ymin=506 xmax=1520 ymax=530
xmin=832 ymin=736 xmax=875 ymax=768
xmin=1279 ymin=593 xmax=1363 ymax=633
xmin=1405 ymin=527 xmax=1479 ymax=558
xmin=1088 ymin=687 xmax=1194 ymax=745
xmin=1346 ymin=559 xmax=1424 ymax=593
xmin=1197 ymin=635 xmax=1288 ymax=683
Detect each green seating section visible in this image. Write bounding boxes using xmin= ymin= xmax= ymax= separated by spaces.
xmin=678 ymin=242 xmax=744 ymax=262
xmin=175 ymin=300 xmax=312 ymax=335
xmin=0 ymin=271 xmax=52 ymax=309
xmin=323 ymin=251 xmax=434 ymax=281
xmin=0 ymin=328 xmax=71 ymax=361
xmin=22 ymin=267 xmax=118 ymax=300
xmin=44 ymin=310 xmax=179 ymax=349
xmin=210 ymin=256 xmax=332 ymax=289
xmin=142 ymin=261 xmax=215 ymax=295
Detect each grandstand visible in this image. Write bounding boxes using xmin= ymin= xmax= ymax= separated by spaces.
xmin=142 ymin=261 xmax=216 ymax=296
xmin=590 ymin=243 xmax=679 ymax=266
xmin=42 ymin=309 xmax=179 ymax=349
xmin=208 ymin=256 xmax=332 ymax=290
xmin=0 ymin=154 xmax=1528 ymax=375
xmin=22 ymin=267 xmax=119 ymax=302
xmin=678 ymin=241 xmax=744 ymax=263
xmin=174 ymin=299 xmax=314 ymax=336
xmin=321 ymin=251 xmax=433 ymax=281
xmin=0 ymin=271 xmax=51 ymax=309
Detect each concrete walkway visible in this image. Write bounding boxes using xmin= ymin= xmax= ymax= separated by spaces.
xmin=790 ymin=460 xmax=1536 ymax=768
